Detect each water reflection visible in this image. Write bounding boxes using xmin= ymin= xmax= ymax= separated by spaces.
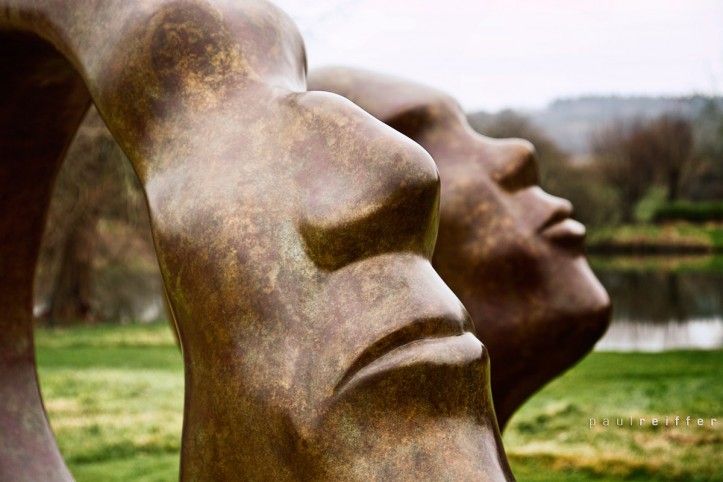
xmin=592 ymin=258 xmax=723 ymax=351
xmin=596 ymin=318 xmax=723 ymax=351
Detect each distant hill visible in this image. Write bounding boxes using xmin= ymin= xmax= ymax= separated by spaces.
xmin=469 ymin=95 xmax=723 ymax=158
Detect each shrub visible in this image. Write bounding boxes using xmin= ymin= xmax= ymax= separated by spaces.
xmin=652 ymin=201 xmax=723 ymax=223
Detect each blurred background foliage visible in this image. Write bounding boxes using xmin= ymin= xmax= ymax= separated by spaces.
xmin=34 ymin=107 xmax=162 ymax=327
xmin=469 ymin=95 xmax=723 ymax=231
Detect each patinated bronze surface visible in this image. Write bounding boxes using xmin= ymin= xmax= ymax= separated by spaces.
xmin=1 ymin=1 xmax=513 ymax=480
xmin=308 ymin=67 xmax=612 ymax=428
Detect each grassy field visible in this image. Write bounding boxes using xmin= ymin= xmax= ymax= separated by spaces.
xmin=35 ymin=323 xmax=722 ymax=481
xmin=36 ymin=323 xmax=183 ymax=482
xmin=504 ymin=351 xmax=722 ymax=481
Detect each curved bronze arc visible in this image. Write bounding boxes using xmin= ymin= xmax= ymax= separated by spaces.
xmin=308 ymin=66 xmax=612 ymax=429
xmin=0 ymin=32 xmax=88 ymax=482
xmin=1 ymin=2 xmax=514 ymax=480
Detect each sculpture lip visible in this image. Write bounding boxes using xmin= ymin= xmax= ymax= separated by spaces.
xmin=335 ymin=314 xmax=471 ymax=394
xmin=335 ymin=332 xmax=484 ymax=396
xmin=538 ymin=211 xmax=586 ymax=247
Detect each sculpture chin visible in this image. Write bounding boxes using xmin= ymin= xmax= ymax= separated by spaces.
xmin=307 ymin=332 xmax=512 ymax=481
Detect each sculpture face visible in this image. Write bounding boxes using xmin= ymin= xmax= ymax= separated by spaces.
xmin=149 ymin=89 xmax=510 ymax=480
xmin=308 ymin=67 xmax=611 ymax=428
xmin=119 ymin=9 xmax=513 ymax=479
xmin=427 ymin=130 xmax=611 ymax=425
xmin=1 ymin=1 xmax=513 ymax=480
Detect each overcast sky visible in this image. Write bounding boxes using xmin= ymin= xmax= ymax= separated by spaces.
xmin=272 ymin=0 xmax=723 ymax=112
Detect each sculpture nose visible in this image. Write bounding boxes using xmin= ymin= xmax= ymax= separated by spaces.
xmin=515 ymin=186 xmax=574 ymax=231
xmin=541 ymin=190 xmax=574 ymax=223
xmin=480 ymin=135 xmax=578 ymax=231
xmin=298 ymin=102 xmax=441 ymax=271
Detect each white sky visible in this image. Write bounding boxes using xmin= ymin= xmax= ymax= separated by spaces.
xmin=272 ymin=0 xmax=723 ymax=112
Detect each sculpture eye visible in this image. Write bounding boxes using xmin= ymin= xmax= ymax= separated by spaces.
xmin=299 ymin=178 xmax=440 ymax=271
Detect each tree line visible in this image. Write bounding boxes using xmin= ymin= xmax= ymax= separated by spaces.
xmin=469 ymin=97 xmax=723 ymax=227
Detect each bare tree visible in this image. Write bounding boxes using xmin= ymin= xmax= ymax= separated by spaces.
xmin=590 ymin=114 xmax=693 ymax=222
xmin=591 ymin=119 xmax=650 ymax=223
xmin=648 ymin=115 xmax=693 ymax=202
xmin=687 ymin=99 xmax=723 ymax=200
xmin=36 ymin=107 xmax=156 ymax=325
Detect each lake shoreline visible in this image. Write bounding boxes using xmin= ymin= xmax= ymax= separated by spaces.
xmin=586 ymin=223 xmax=723 ymax=256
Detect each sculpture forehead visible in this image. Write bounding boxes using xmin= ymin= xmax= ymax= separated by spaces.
xmin=308 ymin=66 xmax=461 ymax=123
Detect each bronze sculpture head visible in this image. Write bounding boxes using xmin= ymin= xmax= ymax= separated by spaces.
xmin=1 ymin=1 xmax=513 ymax=479
xmin=308 ymin=67 xmax=612 ymax=428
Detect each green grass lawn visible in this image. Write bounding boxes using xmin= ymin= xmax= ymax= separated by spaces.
xmin=35 ymin=323 xmax=722 ymax=481
xmin=35 ymin=323 xmax=183 ymax=482
xmin=504 ymin=351 xmax=723 ymax=481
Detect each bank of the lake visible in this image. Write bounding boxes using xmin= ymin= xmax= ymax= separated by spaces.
xmin=33 ymin=323 xmax=722 ymax=481
xmin=587 ymin=223 xmax=723 ymax=255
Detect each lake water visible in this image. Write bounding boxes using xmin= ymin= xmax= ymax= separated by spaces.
xmin=592 ymin=256 xmax=723 ymax=352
